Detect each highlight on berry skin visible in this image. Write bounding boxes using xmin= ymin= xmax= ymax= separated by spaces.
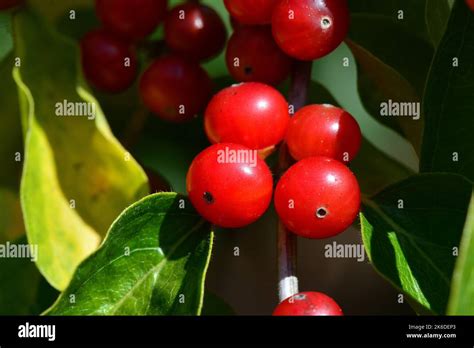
xmin=271 ymin=0 xmax=350 ymax=60
xmin=274 ymin=156 xmax=361 ymax=239
xmin=205 ymin=82 xmax=290 ymax=151
xmin=164 ymin=2 xmax=227 ymax=62
xmin=273 ymin=292 xmax=344 ymax=316
xmin=186 ymin=143 xmax=274 ymax=229
xmin=285 ymin=104 xmax=362 ymax=163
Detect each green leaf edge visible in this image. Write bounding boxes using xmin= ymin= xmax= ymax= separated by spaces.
xmin=11 ymin=10 xmax=150 ymax=290
xmin=360 ymin=172 xmax=473 ymax=314
xmin=42 ymin=192 xmax=214 ymax=316
xmin=447 ymin=191 xmax=474 ymax=314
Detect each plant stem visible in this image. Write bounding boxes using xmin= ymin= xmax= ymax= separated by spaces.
xmin=277 ymin=60 xmax=313 ymax=302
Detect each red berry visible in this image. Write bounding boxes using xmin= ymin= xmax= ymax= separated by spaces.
xmin=140 ymin=55 xmax=212 ymax=122
xmin=187 ymin=143 xmax=273 ymax=228
xmin=0 ymin=0 xmax=22 ymax=10
xmin=80 ymin=29 xmax=137 ymax=93
xmin=95 ymin=0 xmax=167 ymax=40
xmin=226 ymin=26 xmax=292 ymax=85
xmin=273 ymin=292 xmax=343 ymax=316
xmin=286 ymin=104 xmax=361 ymax=163
xmin=205 ymin=83 xmax=289 ymax=150
xmin=224 ymin=0 xmax=280 ymax=25
xmin=275 ymin=157 xmax=360 ymax=239
xmin=164 ymin=2 xmax=227 ymax=61
xmin=271 ymin=0 xmax=350 ymax=61
xmin=467 ymin=0 xmax=474 ymax=11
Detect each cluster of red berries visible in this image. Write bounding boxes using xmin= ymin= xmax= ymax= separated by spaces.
xmin=185 ymin=0 xmax=359 ymax=315
xmin=4 ymin=0 xmax=473 ymax=318
xmin=224 ymin=0 xmax=350 ymax=85
xmin=81 ymin=0 xmax=227 ymax=122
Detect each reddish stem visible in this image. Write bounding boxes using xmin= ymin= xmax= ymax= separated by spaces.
xmin=277 ymin=60 xmax=312 ymax=302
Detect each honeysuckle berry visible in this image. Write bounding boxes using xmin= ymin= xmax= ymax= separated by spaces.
xmin=224 ymin=0 xmax=280 ymax=25
xmin=95 ymin=0 xmax=168 ymax=40
xmin=274 ymin=156 xmax=360 ymax=239
xmin=226 ymin=26 xmax=292 ymax=85
xmin=285 ymin=104 xmax=362 ymax=163
xmin=272 ymin=0 xmax=350 ymax=61
xmin=80 ymin=29 xmax=137 ymax=93
xmin=164 ymin=2 xmax=227 ymax=62
xmin=186 ymin=143 xmax=273 ymax=228
xmin=140 ymin=55 xmax=212 ymax=122
xmin=204 ymin=82 xmax=290 ymax=150
xmin=273 ymin=292 xmax=343 ymax=316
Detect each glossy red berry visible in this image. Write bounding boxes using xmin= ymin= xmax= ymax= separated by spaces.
xmin=226 ymin=26 xmax=292 ymax=85
xmin=140 ymin=55 xmax=212 ymax=122
xmin=95 ymin=0 xmax=167 ymax=40
xmin=275 ymin=157 xmax=360 ymax=239
xmin=205 ymin=82 xmax=290 ymax=150
xmin=286 ymin=104 xmax=361 ymax=163
xmin=80 ymin=29 xmax=137 ymax=93
xmin=273 ymin=292 xmax=343 ymax=316
xmin=224 ymin=0 xmax=280 ymax=25
xmin=0 ymin=0 xmax=23 ymax=10
xmin=164 ymin=2 xmax=227 ymax=61
xmin=187 ymin=143 xmax=273 ymax=228
xmin=272 ymin=0 xmax=350 ymax=61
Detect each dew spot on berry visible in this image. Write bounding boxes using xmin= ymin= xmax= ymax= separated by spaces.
xmin=203 ymin=191 xmax=214 ymax=204
xmin=321 ymin=17 xmax=332 ymax=29
xmin=316 ymin=207 xmax=328 ymax=219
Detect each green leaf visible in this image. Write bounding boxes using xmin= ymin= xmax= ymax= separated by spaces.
xmin=311 ymin=43 xmax=419 ymax=172
xmin=425 ymin=0 xmax=452 ymax=47
xmin=202 ymin=291 xmax=235 ymax=316
xmin=13 ymin=11 xmax=149 ymax=290
xmin=348 ymin=0 xmax=430 ymax=42
xmin=46 ymin=193 xmax=213 ymax=315
xmin=448 ymin=192 xmax=474 ymax=314
xmin=351 ymin=139 xmax=414 ymax=196
xmin=360 ymin=174 xmax=472 ymax=314
xmin=420 ymin=0 xmax=474 ymax=182
xmin=347 ymin=15 xmax=433 ymax=154
xmin=0 ymin=237 xmax=59 ymax=315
